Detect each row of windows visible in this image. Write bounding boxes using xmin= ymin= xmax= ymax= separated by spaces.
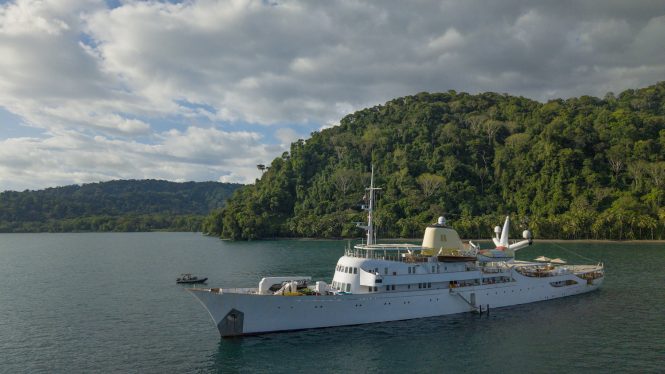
xmin=448 ymin=277 xmax=514 ymax=288
xmin=332 ymin=281 xmax=351 ymax=292
xmin=336 ymin=265 xmax=358 ymax=274
xmin=381 ymin=283 xmax=434 ymax=292
xmin=372 ymin=265 xmax=450 ymax=276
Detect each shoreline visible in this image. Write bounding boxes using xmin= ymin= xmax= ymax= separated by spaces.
xmin=270 ymin=237 xmax=665 ymax=244
xmin=1 ymin=232 xmax=664 ymax=244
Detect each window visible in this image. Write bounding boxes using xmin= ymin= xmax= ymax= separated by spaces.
xmin=432 ymin=266 xmax=435 ymax=273
xmin=428 ymin=283 xmax=431 ymax=288
xmin=408 ymin=267 xmax=412 ymax=274
xmin=384 ymin=267 xmax=388 ymax=275
xmin=391 ymin=285 xmax=395 ymax=290
xmin=386 ymin=285 xmax=390 ymax=291
xmin=346 ymin=284 xmax=351 ymax=292
xmin=353 ymin=267 xmax=358 ymax=274
xmin=418 ymin=283 xmax=422 ymax=289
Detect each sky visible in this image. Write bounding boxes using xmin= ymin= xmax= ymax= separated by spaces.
xmin=1 ymin=0 xmax=664 ymax=191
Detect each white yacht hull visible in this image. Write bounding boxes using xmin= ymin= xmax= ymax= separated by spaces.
xmin=189 ymin=274 xmax=603 ymax=337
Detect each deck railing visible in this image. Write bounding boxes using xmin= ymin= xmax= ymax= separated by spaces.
xmin=217 ymin=287 xmax=257 ymax=294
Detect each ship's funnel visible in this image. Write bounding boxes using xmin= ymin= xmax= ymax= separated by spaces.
xmin=422 ymin=225 xmax=464 ymax=253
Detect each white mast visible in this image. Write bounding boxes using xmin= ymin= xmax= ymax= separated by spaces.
xmin=366 ymin=165 xmax=381 ymax=245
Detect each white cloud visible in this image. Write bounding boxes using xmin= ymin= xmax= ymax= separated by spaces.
xmin=0 ymin=0 xmax=664 ymax=190
xmin=0 ymin=126 xmax=273 ymax=191
xmin=428 ymin=28 xmax=464 ymax=52
xmin=273 ymin=127 xmax=300 ymax=148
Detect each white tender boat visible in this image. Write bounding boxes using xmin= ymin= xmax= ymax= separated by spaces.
xmin=189 ymin=169 xmax=604 ymax=337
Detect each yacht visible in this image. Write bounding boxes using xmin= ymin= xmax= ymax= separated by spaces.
xmin=189 ymin=170 xmax=604 ymax=337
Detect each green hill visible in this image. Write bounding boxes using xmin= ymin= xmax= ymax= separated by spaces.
xmin=205 ymin=82 xmax=665 ymax=240
xmin=0 ymin=180 xmax=242 ymax=232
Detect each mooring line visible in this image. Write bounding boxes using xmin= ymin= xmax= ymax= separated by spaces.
xmin=549 ymin=242 xmax=599 ymax=263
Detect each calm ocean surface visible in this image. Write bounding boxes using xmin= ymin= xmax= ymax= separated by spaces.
xmin=0 ymin=233 xmax=664 ymax=373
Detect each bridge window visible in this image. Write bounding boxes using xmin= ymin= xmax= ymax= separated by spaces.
xmin=353 ymin=268 xmax=358 ymax=274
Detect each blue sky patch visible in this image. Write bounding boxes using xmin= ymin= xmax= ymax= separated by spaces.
xmin=0 ymin=108 xmax=45 ymax=140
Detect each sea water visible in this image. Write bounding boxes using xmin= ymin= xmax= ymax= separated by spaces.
xmin=0 ymin=233 xmax=663 ymax=373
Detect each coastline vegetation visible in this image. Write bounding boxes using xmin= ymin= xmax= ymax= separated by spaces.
xmin=0 ymin=180 xmax=241 ymax=232
xmin=205 ymin=82 xmax=665 ymax=241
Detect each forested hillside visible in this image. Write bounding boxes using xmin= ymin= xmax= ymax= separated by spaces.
xmin=0 ymin=180 xmax=241 ymax=232
xmin=205 ymin=82 xmax=665 ymax=240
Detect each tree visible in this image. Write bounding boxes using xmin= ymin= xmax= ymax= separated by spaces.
xmin=416 ymin=173 xmax=444 ymax=199
xmin=331 ymin=168 xmax=358 ymax=195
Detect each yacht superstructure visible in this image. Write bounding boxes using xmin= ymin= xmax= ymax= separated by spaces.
xmin=189 ymin=170 xmax=604 ymax=337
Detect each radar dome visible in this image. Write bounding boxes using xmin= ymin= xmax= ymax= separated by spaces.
xmin=522 ymin=230 xmax=532 ymax=240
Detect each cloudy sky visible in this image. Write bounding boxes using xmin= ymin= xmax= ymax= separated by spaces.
xmin=1 ymin=0 xmax=664 ymax=191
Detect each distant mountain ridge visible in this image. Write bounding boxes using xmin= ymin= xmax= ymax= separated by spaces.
xmin=0 ymin=180 xmax=242 ymax=232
